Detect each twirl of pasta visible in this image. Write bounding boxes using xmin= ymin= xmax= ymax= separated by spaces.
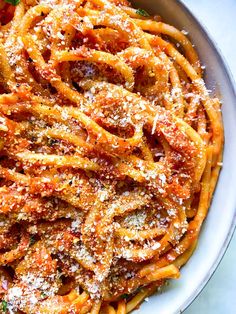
xmin=0 ymin=0 xmax=223 ymax=313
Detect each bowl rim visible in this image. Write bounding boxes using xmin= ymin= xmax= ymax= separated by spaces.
xmin=172 ymin=1 xmax=236 ymax=312
xmin=131 ymin=0 xmax=236 ymax=312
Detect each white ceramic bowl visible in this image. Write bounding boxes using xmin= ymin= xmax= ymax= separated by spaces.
xmin=130 ymin=0 xmax=236 ymax=313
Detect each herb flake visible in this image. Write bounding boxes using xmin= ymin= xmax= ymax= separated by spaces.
xmin=4 ymin=0 xmax=20 ymax=6
xmin=29 ymin=235 xmax=36 ymax=246
xmin=2 ymin=300 xmax=7 ymax=313
xmin=121 ymin=293 xmax=129 ymax=299
xmin=136 ymin=8 xmax=150 ymax=17
xmin=40 ymin=292 xmax=47 ymax=299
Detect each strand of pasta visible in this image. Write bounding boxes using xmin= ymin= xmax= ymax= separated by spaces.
xmin=0 ymin=1 xmax=223 ymax=313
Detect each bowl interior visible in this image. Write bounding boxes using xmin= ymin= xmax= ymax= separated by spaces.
xmin=130 ymin=0 xmax=236 ymax=313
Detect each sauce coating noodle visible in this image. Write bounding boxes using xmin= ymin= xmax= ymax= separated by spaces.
xmin=0 ymin=0 xmax=223 ymax=313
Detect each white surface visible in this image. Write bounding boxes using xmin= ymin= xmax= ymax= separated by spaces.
xmin=182 ymin=1 xmax=236 ymax=313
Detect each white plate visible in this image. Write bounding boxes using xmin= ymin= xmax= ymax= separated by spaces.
xmin=130 ymin=0 xmax=236 ymax=313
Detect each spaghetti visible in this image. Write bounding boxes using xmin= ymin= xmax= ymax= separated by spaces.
xmin=0 ymin=0 xmax=223 ymax=313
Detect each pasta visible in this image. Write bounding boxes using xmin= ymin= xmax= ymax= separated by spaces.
xmin=0 ymin=0 xmax=223 ymax=313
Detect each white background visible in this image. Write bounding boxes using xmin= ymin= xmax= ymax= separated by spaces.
xmin=182 ymin=1 xmax=236 ymax=313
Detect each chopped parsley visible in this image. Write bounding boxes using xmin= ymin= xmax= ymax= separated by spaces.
xmin=136 ymin=8 xmax=150 ymax=17
xmin=48 ymin=138 xmax=58 ymax=147
xmin=121 ymin=287 xmax=142 ymax=300
xmin=121 ymin=293 xmax=129 ymax=299
xmin=1 ymin=300 xmax=7 ymax=313
xmin=40 ymin=292 xmax=47 ymax=299
xmin=4 ymin=0 xmax=20 ymax=6
xmin=29 ymin=235 xmax=36 ymax=246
